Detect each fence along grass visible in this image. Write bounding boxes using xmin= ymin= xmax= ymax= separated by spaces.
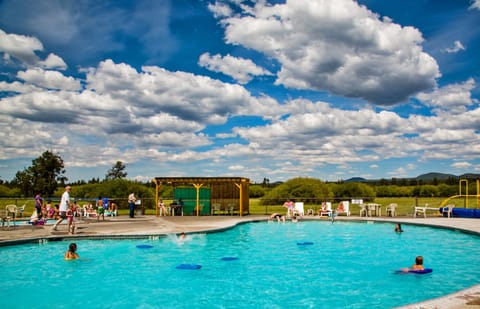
xmin=2 ymin=196 xmax=477 ymax=217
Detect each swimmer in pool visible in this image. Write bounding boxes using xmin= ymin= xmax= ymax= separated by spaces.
xmin=394 ymin=223 xmax=403 ymax=233
xmin=270 ymin=213 xmax=286 ymax=222
xmin=64 ymin=243 xmax=80 ymax=260
xmin=411 ymin=256 xmax=425 ymax=270
xmin=401 ymin=255 xmax=425 ymax=272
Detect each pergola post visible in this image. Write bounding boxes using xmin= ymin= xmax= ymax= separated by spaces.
xmin=193 ymin=183 xmax=204 ymax=216
xmin=235 ymin=182 xmax=243 ymax=217
xmin=152 ymin=178 xmax=161 ymax=217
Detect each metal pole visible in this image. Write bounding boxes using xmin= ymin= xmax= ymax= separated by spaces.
xmin=152 ymin=178 xmax=159 ymax=217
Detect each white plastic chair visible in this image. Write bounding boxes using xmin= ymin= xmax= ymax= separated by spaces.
xmin=442 ymin=204 xmax=455 ymax=218
xmin=359 ymin=204 xmax=368 ymax=217
xmin=226 ymin=203 xmax=235 ymax=215
xmin=385 ymin=203 xmax=397 ymax=217
xmin=414 ymin=203 xmax=428 ymax=218
xmin=2 ymin=205 xmax=17 ymax=228
xmin=212 ymin=203 xmax=222 ymax=215
xmin=17 ymin=204 xmax=26 ymax=217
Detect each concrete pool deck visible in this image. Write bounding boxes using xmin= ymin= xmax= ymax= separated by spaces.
xmin=1 ymin=215 xmax=479 ymax=308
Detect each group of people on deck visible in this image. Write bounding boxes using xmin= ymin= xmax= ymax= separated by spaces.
xmin=276 ymin=200 xmax=349 ymax=219
xmin=30 ymin=193 xmax=59 ymax=225
xmin=269 ymin=199 xmax=300 ymax=222
xmin=30 ymin=187 xmax=120 ymax=235
xmin=157 ymin=198 xmax=184 ymax=216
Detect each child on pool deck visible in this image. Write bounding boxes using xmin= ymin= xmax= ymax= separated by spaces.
xmin=66 ymin=203 xmax=76 ymax=235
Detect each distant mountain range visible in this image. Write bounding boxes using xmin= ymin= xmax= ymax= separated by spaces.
xmin=345 ymin=173 xmax=480 ymax=182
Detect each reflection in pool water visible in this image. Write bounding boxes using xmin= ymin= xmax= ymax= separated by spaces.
xmin=1 ymin=221 xmax=480 ymax=308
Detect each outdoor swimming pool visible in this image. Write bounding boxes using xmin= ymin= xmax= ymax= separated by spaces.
xmin=1 ymin=221 xmax=480 ymax=308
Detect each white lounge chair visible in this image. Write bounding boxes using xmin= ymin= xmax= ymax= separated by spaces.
xmin=105 ymin=209 xmax=118 ymax=217
xmin=83 ymin=205 xmax=97 ymax=218
xmin=319 ymin=202 xmax=332 ymax=217
xmin=293 ymin=202 xmax=305 ymax=216
xmin=337 ymin=201 xmax=350 ymax=216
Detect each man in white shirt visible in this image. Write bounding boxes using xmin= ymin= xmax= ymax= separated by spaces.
xmin=52 ymin=186 xmax=71 ymax=231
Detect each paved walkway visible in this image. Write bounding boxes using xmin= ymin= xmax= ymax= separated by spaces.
xmin=1 ymin=215 xmax=480 ymax=308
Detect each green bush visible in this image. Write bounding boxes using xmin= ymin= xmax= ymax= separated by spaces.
xmin=331 ymin=182 xmax=375 ymax=201
xmin=261 ymin=177 xmax=332 ymax=205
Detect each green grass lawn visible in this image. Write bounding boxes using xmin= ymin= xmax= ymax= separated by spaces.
xmin=248 ymin=196 xmax=479 ymax=217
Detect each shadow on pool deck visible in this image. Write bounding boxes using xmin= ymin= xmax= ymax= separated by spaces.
xmin=1 ymin=215 xmax=480 ymax=308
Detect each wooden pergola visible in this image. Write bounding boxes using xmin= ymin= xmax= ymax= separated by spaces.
xmin=152 ymin=177 xmax=250 ymax=216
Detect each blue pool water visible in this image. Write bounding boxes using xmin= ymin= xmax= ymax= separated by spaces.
xmin=1 ymin=221 xmax=480 ymax=308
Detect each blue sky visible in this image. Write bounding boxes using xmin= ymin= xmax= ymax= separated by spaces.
xmin=0 ymin=0 xmax=479 ymax=183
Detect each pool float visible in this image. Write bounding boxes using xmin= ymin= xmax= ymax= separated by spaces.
xmin=409 ymin=268 xmax=433 ymax=274
xmin=297 ymin=241 xmax=314 ymax=245
xmin=136 ymin=244 xmax=153 ymax=249
xmin=395 ymin=268 xmax=433 ymax=274
xmin=176 ymin=264 xmax=202 ymax=270
xmin=221 ymin=257 xmax=238 ymax=261
xmin=441 ymin=207 xmax=480 ymax=218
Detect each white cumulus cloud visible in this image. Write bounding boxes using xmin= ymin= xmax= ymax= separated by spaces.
xmin=38 ymin=53 xmax=68 ymax=70
xmin=17 ymin=68 xmax=81 ymax=91
xmin=416 ymin=78 xmax=476 ymax=114
xmin=198 ymin=52 xmax=272 ymax=84
xmin=0 ymin=29 xmax=43 ymax=65
xmin=213 ymin=0 xmax=440 ymax=105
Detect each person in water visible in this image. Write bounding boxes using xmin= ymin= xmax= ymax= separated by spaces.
xmin=64 ymin=243 xmax=80 ymax=260
xmin=270 ymin=213 xmax=286 ymax=222
xmin=402 ymin=256 xmax=425 ymax=272
xmin=411 ymin=256 xmax=425 ymax=270
xmin=394 ymin=223 xmax=404 ymax=233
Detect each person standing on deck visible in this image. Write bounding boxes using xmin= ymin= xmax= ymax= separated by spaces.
xmin=52 ymin=186 xmax=71 ymax=231
xmin=128 ymin=192 xmax=136 ymax=218
xmin=35 ymin=192 xmax=44 ymax=219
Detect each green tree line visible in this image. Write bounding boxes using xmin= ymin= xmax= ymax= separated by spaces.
xmin=0 ymin=151 xmax=475 ymax=207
